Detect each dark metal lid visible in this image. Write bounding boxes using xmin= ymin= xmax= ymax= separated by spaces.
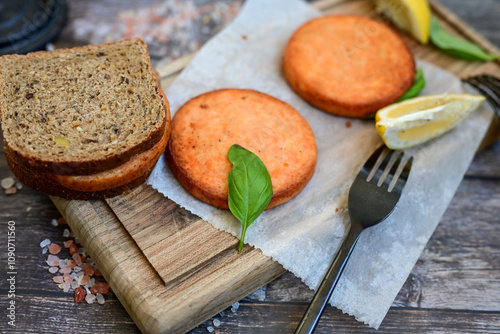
xmin=0 ymin=0 xmax=68 ymax=55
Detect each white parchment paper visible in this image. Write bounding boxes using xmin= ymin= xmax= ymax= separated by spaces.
xmin=147 ymin=0 xmax=494 ymax=328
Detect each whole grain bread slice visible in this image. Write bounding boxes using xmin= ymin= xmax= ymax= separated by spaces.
xmin=0 ymin=38 xmax=168 ymax=175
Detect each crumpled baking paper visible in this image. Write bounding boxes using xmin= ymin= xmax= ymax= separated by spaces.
xmin=147 ymin=0 xmax=494 ymax=328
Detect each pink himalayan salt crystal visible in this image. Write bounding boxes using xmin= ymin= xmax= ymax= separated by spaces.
xmin=66 ymin=260 xmax=76 ymax=269
xmin=53 ymin=276 xmax=64 ymax=283
xmin=73 ymin=253 xmax=82 ymax=266
xmin=83 ymin=264 xmax=94 ymax=276
xmin=63 ymin=273 xmax=73 ymax=283
xmin=47 ymin=255 xmax=60 ymax=267
xmin=85 ymin=294 xmax=96 ymax=304
xmin=80 ymin=275 xmax=90 ymax=286
xmin=48 ymin=267 xmax=59 ymax=274
xmin=63 ymin=240 xmax=74 ymax=248
xmin=63 ymin=281 xmax=71 ymax=292
xmin=59 ymin=267 xmax=72 ymax=274
xmin=59 ymin=259 xmax=67 ymax=269
xmin=48 ymin=243 xmax=62 ymax=255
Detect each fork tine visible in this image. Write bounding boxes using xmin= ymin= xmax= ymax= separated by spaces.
xmin=365 ymin=146 xmax=389 ymax=182
xmin=377 ymin=150 xmax=404 ymax=187
xmin=388 ymin=155 xmax=413 ymax=192
xmin=463 ymin=74 xmax=500 ymax=119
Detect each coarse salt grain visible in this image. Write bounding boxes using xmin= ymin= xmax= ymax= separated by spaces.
xmin=83 ymin=264 xmax=94 ymax=276
xmin=47 ymin=255 xmax=60 ymax=266
xmin=207 ymin=326 xmax=214 ymax=333
xmin=42 ymin=246 xmax=49 ymax=254
xmin=49 ymin=267 xmax=59 ymax=274
xmin=51 ymin=219 xmax=59 ymax=227
xmin=96 ymin=293 xmax=105 ymax=305
xmin=66 ymin=259 xmax=76 ymax=269
xmin=71 ymin=281 xmax=80 ymax=290
xmin=49 ymin=243 xmax=62 ymax=255
xmin=69 ymin=243 xmax=78 ymax=255
xmin=80 ymin=275 xmax=90 ymax=286
xmin=85 ymin=293 xmax=96 ymax=304
xmin=1 ymin=177 xmax=15 ymax=189
xmin=53 ymin=276 xmax=64 ymax=283
xmin=63 ymin=273 xmax=73 ymax=283
xmin=73 ymin=253 xmax=82 ymax=266
xmin=59 ymin=267 xmax=72 ymax=274
xmin=59 ymin=259 xmax=67 ymax=268
xmin=75 ymin=269 xmax=84 ymax=276
xmin=64 ymin=240 xmax=73 ymax=248
xmin=213 ymin=319 xmax=220 ymax=327
xmin=40 ymin=239 xmax=51 ymax=248
xmin=231 ymin=301 xmax=240 ymax=312
xmin=63 ymin=282 xmax=71 ymax=292
xmin=87 ymin=278 xmax=95 ymax=288
xmin=63 ymin=228 xmax=70 ymax=237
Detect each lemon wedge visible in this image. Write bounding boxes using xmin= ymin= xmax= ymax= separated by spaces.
xmin=375 ymin=94 xmax=485 ymax=150
xmin=373 ymin=0 xmax=431 ymax=44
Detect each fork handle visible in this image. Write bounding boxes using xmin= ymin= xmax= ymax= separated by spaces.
xmin=295 ymin=223 xmax=364 ymax=334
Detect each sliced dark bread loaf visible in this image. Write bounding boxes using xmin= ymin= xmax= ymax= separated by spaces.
xmin=0 ymin=38 xmax=168 ymax=175
xmin=4 ymin=145 xmax=155 ymax=200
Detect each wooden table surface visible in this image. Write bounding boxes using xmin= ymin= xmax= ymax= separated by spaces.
xmin=1 ymin=0 xmax=500 ymax=333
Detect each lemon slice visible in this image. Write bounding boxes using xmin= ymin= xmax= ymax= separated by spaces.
xmin=373 ymin=0 xmax=431 ymax=44
xmin=375 ymin=93 xmax=485 ymax=150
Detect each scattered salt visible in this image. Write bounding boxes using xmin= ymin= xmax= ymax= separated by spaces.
xmin=49 ymin=243 xmax=62 ymax=255
xmin=213 ymin=318 xmax=220 ymax=327
xmin=58 ymin=283 xmax=64 ymax=290
xmin=87 ymin=278 xmax=95 ymax=288
xmin=59 ymin=259 xmax=67 ymax=268
xmin=47 ymin=255 xmax=60 ymax=266
xmin=63 ymin=282 xmax=71 ymax=292
xmin=73 ymin=253 xmax=82 ymax=266
xmin=40 ymin=239 xmax=51 ymax=248
xmin=59 ymin=267 xmax=72 ymax=274
xmin=1 ymin=177 xmax=15 ymax=189
xmin=84 ymin=286 xmax=91 ymax=294
xmin=46 ymin=43 xmax=56 ymax=51
xmin=231 ymin=301 xmax=240 ymax=312
xmin=85 ymin=293 xmax=96 ymax=304
xmin=51 ymin=219 xmax=59 ymax=227
xmin=96 ymin=293 xmax=105 ymax=305
xmin=63 ymin=228 xmax=70 ymax=237
xmin=42 ymin=246 xmax=49 ymax=254
xmin=49 ymin=267 xmax=59 ymax=274
xmin=207 ymin=326 xmax=214 ymax=333
xmin=75 ymin=270 xmax=84 ymax=276
xmin=71 ymin=281 xmax=80 ymax=289
xmin=63 ymin=240 xmax=73 ymax=248
xmin=15 ymin=182 xmax=23 ymax=190
xmin=53 ymin=276 xmax=64 ymax=283
xmin=80 ymin=275 xmax=90 ymax=286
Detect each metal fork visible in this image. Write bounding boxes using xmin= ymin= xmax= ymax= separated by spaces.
xmin=295 ymin=146 xmax=413 ymax=334
xmin=462 ymin=74 xmax=500 ymax=120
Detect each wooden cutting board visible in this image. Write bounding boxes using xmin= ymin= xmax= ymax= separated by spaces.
xmin=51 ymin=1 xmax=500 ymax=333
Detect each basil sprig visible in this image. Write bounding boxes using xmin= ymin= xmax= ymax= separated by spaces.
xmin=429 ymin=17 xmax=500 ymax=61
xmin=227 ymin=144 xmax=273 ymax=253
xmin=398 ymin=68 xmax=425 ymax=102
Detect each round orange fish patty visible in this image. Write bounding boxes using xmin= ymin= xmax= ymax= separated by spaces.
xmin=167 ymin=89 xmax=317 ymax=210
xmin=283 ymin=15 xmax=416 ymax=118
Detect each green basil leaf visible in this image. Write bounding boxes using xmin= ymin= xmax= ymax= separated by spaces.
xmin=429 ymin=17 xmax=500 ymax=61
xmin=227 ymin=144 xmax=273 ymax=253
xmin=397 ymin=68 xmax=426 ymax=102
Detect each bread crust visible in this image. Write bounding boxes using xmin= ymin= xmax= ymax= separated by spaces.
xmin=0 ymin=38 xmax=169 ymax=175
xmin=5 ymin=146 xmax=154 ymax=200
xmin=167 ymin=89 xmax=317 ymax=210
xmin=283 ymin=15 xmax=416 ymax=118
